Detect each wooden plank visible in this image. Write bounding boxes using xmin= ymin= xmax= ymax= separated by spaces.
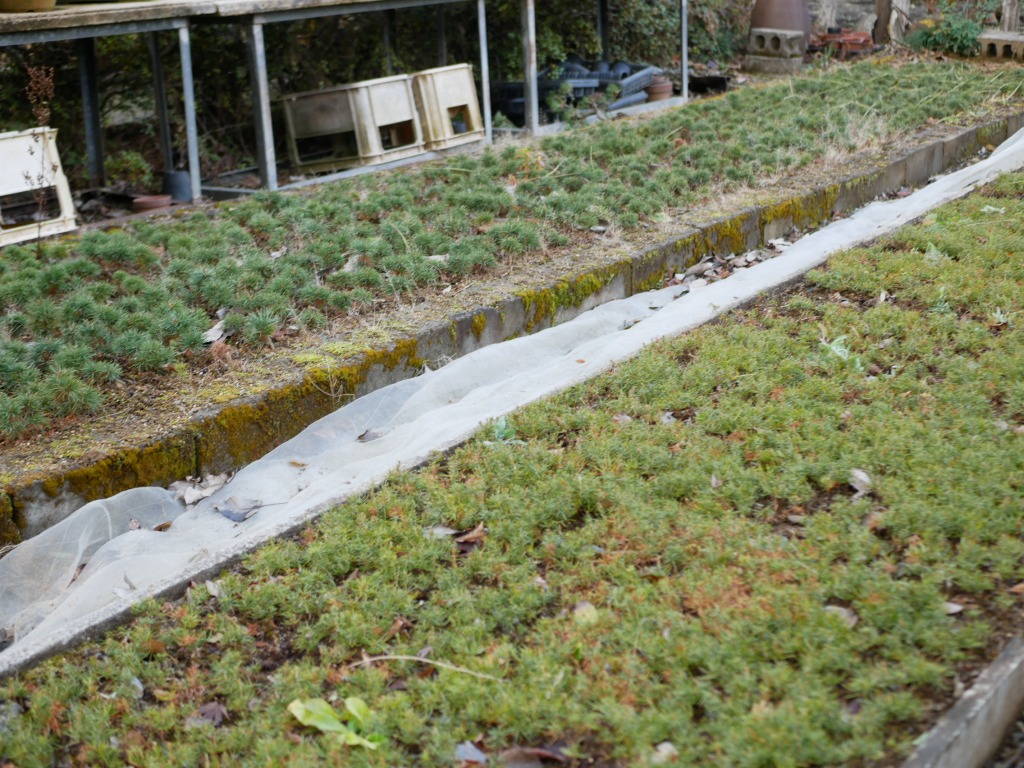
xmin=0 ymin=0 xmax=215 ymax=34
xmin=218 ymin=0 xmax=457 ymax=20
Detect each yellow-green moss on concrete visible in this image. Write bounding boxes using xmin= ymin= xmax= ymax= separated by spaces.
xmin=516 ymin=264 xmax=626 ymax=332
xmin=0 ymin=493 xmax=19 ymax=546
xmin=471 ymin=312 xmax=488 ymax=340
xmin=26 ymin=434 xmax=198 ymax=507
xmin=194 ymin=338 xmax=424 ymax=473
xmin=760 ymin=190 xmax=836 ymax=238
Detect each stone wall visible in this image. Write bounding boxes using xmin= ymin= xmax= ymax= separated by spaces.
xmin=808 ymin=0 xmax=928 ymax=36
xmin=811 ymin=0 xmax=880 ymax=33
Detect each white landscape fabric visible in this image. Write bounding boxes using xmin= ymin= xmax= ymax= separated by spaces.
xmin=2 ymin=127 xmax=1023 ymax=675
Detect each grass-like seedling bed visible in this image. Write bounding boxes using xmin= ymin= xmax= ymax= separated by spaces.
xmin=3 ymin=172 xmax=1023 ymax=766
xmin=1 ymin=61 xmax=1023 ymax=439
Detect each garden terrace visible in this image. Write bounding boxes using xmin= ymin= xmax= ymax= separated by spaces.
xmin=2 ymin=59 xmax=1024 ymax=543
xmin=1 ymin=169 xmax=1023 ymax=765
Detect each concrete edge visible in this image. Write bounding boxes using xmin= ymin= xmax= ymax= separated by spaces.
xmin=902 ymin=638 xmax=1024 ymax=768
xmin=3 ymin=107 xmax=1023 ymax=542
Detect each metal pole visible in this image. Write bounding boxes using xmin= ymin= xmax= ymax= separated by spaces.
xmin=477 ymin=0 xmax=492 ymax=144
xmin=597 ymin=0 xmax=609 ymax=60
xmin=179 ymin=25 xmax=202 ymax=201
xmin=681 ymin=0 xmax=689 ymax=102
xmin=147 ymin=32 xmax=175 ymax=175
xmin=437 ymin=5 xmax=447 ymax=66
xmin=76 ymin=37 xmax=105 ymax=186
xmin=246 ymin=22 xmax=278 ymax=190
xmin=384 ymin=10 xmax=395 ymax=75
xmin=522 ymin=0 xmax=538 ymax=133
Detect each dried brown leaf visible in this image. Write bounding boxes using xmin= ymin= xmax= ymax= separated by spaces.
xmin=456 ymin=523 xmax=487 ymax=544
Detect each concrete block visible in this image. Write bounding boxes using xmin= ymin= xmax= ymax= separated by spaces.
xmin=905 ymin=142 xmax=944 ymax=185
xmin=749 ymin=27 xmax=807 ymax=57
xmin=1007 ymin=111 xmax=1024 ymax=137
xmin=943 ymin=127 xmax=978 ymax=168
xmin=903 ymin=638 xmax=1024 ymax=768
xmin=980 ymin=31 xmax=1024 ymax=60
xmin=977 ymin=121 xmax=1009 ymax=151
xmin=745 ymin=54 xmax=804 ymax=75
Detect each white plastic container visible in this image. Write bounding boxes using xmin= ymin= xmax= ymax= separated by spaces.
xmin=281 ymin=74 xmax=425 ymax=173
xmin=0 ymin=128 xmax=77 ymax=248
xmin=412 ymin=64 xmax=484 ymax=151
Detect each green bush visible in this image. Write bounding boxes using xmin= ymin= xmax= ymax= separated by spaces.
xmin=907 ymin=1 xmax=994 ymax=56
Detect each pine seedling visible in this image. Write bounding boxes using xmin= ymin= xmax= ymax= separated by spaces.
xmin=38 ymin=371 xmax=103 ymax=417
xmin=297 ymin=307 xmax=328 ymax=330
xmin=243 ymin=309 xmax=280 ymax=345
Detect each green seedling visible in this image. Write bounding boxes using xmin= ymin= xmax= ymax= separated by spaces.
xmin=930 ymin=286 xmax=954 ymax=315
xmin=819 ymin=333 xmax=865 ymax=372
xmin=990 ymin=307 xmax=1014 ymax=327
xmin=288 ymin=697 xmax=384 ymax=750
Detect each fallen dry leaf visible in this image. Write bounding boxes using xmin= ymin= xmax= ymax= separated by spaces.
xmin=455 ymin=741 xmax=488 ymax=765
xmin=863 ymin=510 xmax=886 ymax=531
xmin=824 ymin=605 xmax=859 ymax=628
xmin=214 ymin=497 xmax=262 ymax=523
xmin=497 ymin=745 xmax=568 ymax=767
xmin=572 ymin=601 xmax=599 ymax=626
xmin=456 ymin=523 xmax=487 ymax=544
xmin=944 ymin=601 xmax=964 ymax=616
xmin=1009 ymin=583 xmax=1024 ymax=595
xmin=650 ymin=741 xmax=680 ymax=765
xmin=153 ymin=521 xmax=173 ymax=532
xmin=850 ymin=469 xmax=873 ymax=499
xmin=383 ymin=616 xmax=413 ymax=641
xmin=139 ymin=638 xmax=166 ymax=656
xmin=186 ymin=701 xmax=229 ymax=728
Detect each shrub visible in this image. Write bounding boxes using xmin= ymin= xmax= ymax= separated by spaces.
xmin=78 ymin=231 xmax=158 ymax=266
xmin=38 ymin=371 xmax=103 ymax=417
xmin=907 ymin=1 xmax=994 ymax=56
xmin=243 ymin=309 xmax=280 ymax=345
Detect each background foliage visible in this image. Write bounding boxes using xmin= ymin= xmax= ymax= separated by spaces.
xmin=0 ymin=0 xmax=748 ymax=185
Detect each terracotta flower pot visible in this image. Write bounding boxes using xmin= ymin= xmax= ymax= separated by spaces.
xmin=132 ymin=194 xmax=172 ymax=213
xmin=0 ymin=0 xmax=56 ymax=12
xmin=645 ymin=77 xmax=674 ymax=102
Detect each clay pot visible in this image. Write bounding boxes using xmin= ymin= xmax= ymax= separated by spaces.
xmin=645 ymin=76 xmax=673 ymax=102
xmin=0 ymin=0 xmax=56 ymax=11
xmin=750 ymin=0 xmax=811 ymax=38
xmin=132 ymin=194 xmax=172 ymax=212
